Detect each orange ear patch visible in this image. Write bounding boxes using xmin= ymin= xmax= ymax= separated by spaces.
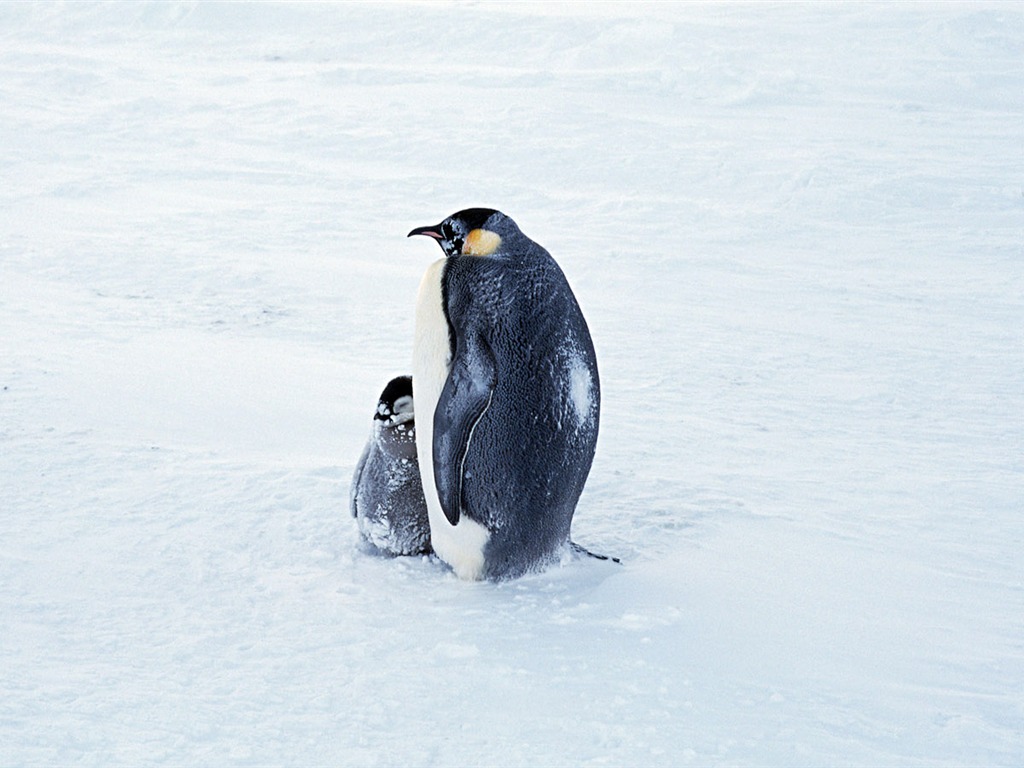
xmin=462 ymin=228 xmax=502 ymax=257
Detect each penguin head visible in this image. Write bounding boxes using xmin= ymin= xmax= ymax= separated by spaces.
xmin=375 ymin=375 xmax=415 ymax=428
xmin=408 ymin=208 xmax=505 ymax=258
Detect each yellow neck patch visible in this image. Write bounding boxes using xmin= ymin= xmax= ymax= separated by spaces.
xmin=462 ymin=228 xmax=502 ymax=257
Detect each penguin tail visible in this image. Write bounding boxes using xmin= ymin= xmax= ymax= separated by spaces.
xmin=570 ymin=541 xmax=622 ymax=565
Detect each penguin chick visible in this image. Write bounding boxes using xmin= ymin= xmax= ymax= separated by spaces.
xmin=350 ymin=375 xmax=432 ymax=556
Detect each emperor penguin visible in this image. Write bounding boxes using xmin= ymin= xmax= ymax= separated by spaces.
xmin=408 ymin=208 xmax=600 ymax=580
xmin=350 ymin=375 xmax=432 ymax=556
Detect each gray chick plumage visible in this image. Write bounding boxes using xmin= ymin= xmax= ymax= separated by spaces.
xmin=350 ymin=375 xmax=431 ymax=556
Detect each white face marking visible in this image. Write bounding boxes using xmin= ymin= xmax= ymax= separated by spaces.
xmin=392 ymin=395 xmax=414 ymax=416
xmin=379 ymin=394 xmax=414 ymax=427
xmin=413 ymin=258 xmax=491 ymax=580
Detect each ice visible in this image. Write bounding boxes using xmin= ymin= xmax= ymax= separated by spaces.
xmin=2 ymin=2 xmax=1022 ymax=766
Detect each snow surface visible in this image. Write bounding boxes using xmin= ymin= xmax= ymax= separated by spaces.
xmin=2 ymin=2 xmax=1023 ymax=765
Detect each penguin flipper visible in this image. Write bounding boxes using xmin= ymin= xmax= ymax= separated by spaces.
xmin=433 ymin=336 xmax=497 ymax=526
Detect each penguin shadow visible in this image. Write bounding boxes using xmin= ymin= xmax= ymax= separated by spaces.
xmin=349 ymin=374 xmax=620 ymax=577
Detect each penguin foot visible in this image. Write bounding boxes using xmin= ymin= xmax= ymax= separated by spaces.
xmin=570 ymin=541 xmax=622 ymax=565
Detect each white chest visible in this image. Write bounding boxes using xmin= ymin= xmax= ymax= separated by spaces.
xmin=413 ymin=258 xmax=490 ymax=580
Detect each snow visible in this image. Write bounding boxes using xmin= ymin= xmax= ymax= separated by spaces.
xmin=2 ymin=1 xmax=1023 ymax=765
xmin=567 ymin=355 xmax=594 ymax=430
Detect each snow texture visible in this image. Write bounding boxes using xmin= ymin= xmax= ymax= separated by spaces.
xmin=2 ymin=2 xmax=1023 ymax=766
xmin=567 ymin=354 xmax=594 ymax=430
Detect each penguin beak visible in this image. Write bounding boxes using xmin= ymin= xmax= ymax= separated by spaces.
xmin=407 ymin=224 xmax=444 ymax=240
